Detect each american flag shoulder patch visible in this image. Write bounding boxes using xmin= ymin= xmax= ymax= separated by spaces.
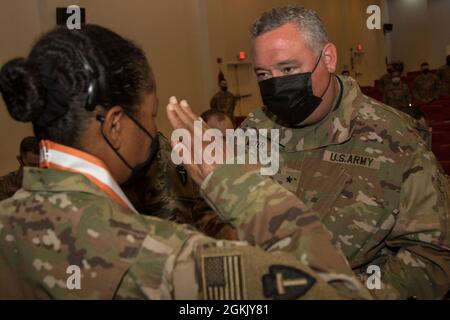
xmin=201 ymin=252 xmax=246 ymax=300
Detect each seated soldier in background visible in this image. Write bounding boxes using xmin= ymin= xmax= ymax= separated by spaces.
xmin=378 ymin=63 xmax=394 ymax=94
xmin=413 ymin=62 xmax=441 ymax=103
xmin=399 ymin=107 xmax=432 ymax=149
xmin=122 ymin=132 xmax=237 ymax=240
xmin=438 ymin=55 xmax=450 ymax=98
xmin=0 ymin=136 xmax=39 ymax=201
xmin=201 ymin=109 xmax=236 ymax=134
xmin=383 ymin=70 xmax=411 ymax=110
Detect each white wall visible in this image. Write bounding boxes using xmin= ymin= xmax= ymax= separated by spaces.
xmin=387 ymin=0 xmax=450 ymax=72
xmin=0 ymin=0 xmax=40 ymax=175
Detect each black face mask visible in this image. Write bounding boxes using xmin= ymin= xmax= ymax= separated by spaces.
xmin=422 ymin=68 xmax=429 ymax=74
xmin=220 ymin=86 xmax=228 ymax=92
xmin=96 ymin=112 xmax=160 ymax=188
xmin=258 ymin=51 xmax=332 ymax=126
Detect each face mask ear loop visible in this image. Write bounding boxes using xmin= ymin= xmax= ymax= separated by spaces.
xmin=320 ymin=73 xmax=332 ymax=99
xmin=96 ymin=115 xmax=134 ymax=171
xmin=311 ymin=49 xmax=331 ymax=99
xmin=311 ymin=50 xmax=323 ymax=74
xmin=123 ymin=111 xmax=155 ymax=143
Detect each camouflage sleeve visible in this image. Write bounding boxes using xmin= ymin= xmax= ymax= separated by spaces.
xmin=356 ymin=146 xmax=450 ymax=299
xmin=191 ymin=196 xmax=238 ymax=240
xmin=170 ymin=233 xmax=372 ymax=300
xmin=117 ymin=163 xmax=373 ymax=300
xmin=196 ymin=164 xmax=372 ymax=286
xmin=116 ymin=229 xmax=371 ymax=300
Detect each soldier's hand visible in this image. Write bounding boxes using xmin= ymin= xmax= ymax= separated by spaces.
xmin=166 ymin=97 xmax=229 ymax=185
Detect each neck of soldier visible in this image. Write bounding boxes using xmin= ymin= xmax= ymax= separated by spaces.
xmin=299 ymin=75 xmax=340 ymax=127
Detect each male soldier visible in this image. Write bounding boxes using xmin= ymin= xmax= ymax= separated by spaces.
xmin=210 ymin=79 xmax=237 ymax=118
xmin=240 ymin=6 xmax=450 ymax=299
xmin=201 ymin=109 xmax=236 ymax=135
xmin=122 ymin=132 xmax=237 ymax=240
xmin=378 ymin=63 xmax=394 ymax=94
xmin=0 ymin=136 xmax=39 ymax=201
xmin=437 ymin=55 xmax=450 ymax=97
xmin=412 ymin=62 xmax=441 ymax=103
xmin=383 ymin=70 xmax=412 ymax=110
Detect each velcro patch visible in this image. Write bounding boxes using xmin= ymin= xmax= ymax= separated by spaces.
xmin=323 ymin=150 xmax=380 ymax=169
xmin=263 ymin=265 xmax=316 ymax=300
xmin=201 ymin=253 xmax=246 ymax=300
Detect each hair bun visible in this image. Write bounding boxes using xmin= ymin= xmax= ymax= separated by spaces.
xmin=0 ymin=58 xmax=46 ymax=122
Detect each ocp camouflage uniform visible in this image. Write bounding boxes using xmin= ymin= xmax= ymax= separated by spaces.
xmin=414 ymin=116 xmax=432 ymax=150
xmin=0 ymin=169 xmax=22 ymax=201
xmin=210 ymin=90 xmax=237 ymax=117
xmin=383 ymin=82 xmax=411 ymax=110
xmin=123 ymin=133 xmax=236 ymax=240
xmin=241 ymin=75 xmax=450 ymax=299
xmin=0 ymin=166 xmax=372 ymax=300
xmin=378 ymin=73 xmax=392 ymax=94
xmin=412 ymin=73 xmax=441 ymax=103
xmin=438 ymin=64 xmax=450 ymax=96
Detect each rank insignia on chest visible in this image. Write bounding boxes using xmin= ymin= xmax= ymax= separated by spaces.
xmin=323 ymin=150 xmax=380 ymax=170
xmin=273 ymin=168 xmax=301 ymax=193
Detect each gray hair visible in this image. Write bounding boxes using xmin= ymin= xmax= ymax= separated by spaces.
xmin=250 ymin=6 xmax=329 ymax=54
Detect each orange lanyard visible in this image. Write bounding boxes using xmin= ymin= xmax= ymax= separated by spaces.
xmin=40 ymin=140 xmax=138 ymax=214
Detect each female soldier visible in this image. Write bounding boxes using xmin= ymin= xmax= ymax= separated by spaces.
xmin=0 ymin=25 xmax=368 ymax=299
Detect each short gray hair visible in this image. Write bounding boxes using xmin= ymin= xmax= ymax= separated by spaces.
xmin=250 ymin=6 xmax=329 ymax=54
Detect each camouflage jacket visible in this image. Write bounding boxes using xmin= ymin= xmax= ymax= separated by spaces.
xmin=241 ymin=75 xmax=450 ymax=299
xmin=438 ymin=65 xmax=450 ymax=96
xmin=378 ymin=73 xmax=392 ymax=93
xmin=123 ymin=133 xmax=236 ymax=240
xmin=383 ymin=82 xmax=411 ymax=110
xmin=412 ymin=73 xmax=441 ymax=103
xmin=0 ymin=165 xmax=373 ymax=300
xmin=210 ymin=90 xmax=237 ymax=117
xmin=0 ymin=168 xmax=22 ymax=202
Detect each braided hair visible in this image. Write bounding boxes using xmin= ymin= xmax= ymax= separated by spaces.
xmin=0 ymin=25 xmax=154 ymax=148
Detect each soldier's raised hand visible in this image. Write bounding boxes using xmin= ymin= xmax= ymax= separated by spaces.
xmin=166 ymin=96 xmax=228 ymax=185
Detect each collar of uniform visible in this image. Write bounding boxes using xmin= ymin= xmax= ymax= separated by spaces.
xmin=37 ymin=140 xmax=138 ymax=213
xmin=243 ymin=75 xmax=363 ymax=152
xmin=21 ymin=167 xmax=117 ymax=204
